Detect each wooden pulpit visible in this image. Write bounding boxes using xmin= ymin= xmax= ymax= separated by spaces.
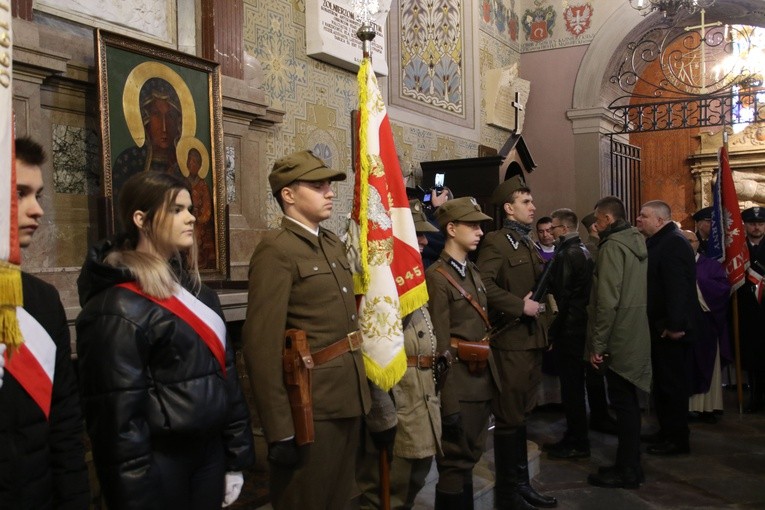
xmin=420 ymin=133 xmax=537 ymax=230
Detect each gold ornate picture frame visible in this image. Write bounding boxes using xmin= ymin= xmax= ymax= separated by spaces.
xmin=95 ymin=30 xmax=228 ymax=279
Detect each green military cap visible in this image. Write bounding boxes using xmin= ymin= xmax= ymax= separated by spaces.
xmin=268 ymin=149 xmax=346 ymax=192
xmin=581 ymin=212 xmax=597 ymax=231
xmin=434 ymin=197 xmax=492 ymax=228
xmin=409 ymin=199 xmax=439 ymax=233
xmin=491 ymin=175 xmax=530 ymax=205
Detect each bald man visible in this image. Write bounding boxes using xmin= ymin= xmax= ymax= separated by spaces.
xmin=636 ymin=201 xmax=701 ymax=456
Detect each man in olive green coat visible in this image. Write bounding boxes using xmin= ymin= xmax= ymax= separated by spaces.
xmin=242 ymin=150 xmax=371 ymax=510
xmin=585 ymin=196 xmax=652 ymax=490
xmin=426 ymin=197 xmax=497 ymax=509
xmin=477 ymin=175 xmax=557 ymax=510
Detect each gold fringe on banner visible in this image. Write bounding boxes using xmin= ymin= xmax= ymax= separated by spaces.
xmin=0 ymin=261 xmax=23 ymax=354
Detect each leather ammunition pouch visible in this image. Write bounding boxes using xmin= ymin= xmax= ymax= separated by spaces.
xmin=450 ymin=337 xmax=490 ymax=375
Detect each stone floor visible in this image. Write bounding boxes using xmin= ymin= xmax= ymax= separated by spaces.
xmin=253 ymin=388 xmax=765 ymax=509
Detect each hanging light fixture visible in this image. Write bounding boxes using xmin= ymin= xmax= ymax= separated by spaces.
xmin=629 ymin=0 xmax=716 ymax=17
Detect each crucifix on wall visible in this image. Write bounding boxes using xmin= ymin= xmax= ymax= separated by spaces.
xmin=485 ymin=65 xmax=530 ymax=133
xmin=512 ymin=91 xmax=525 ymax=133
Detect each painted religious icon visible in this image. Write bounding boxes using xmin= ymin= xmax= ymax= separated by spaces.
xmin=96 ymin=30 xmax=227 ymax=278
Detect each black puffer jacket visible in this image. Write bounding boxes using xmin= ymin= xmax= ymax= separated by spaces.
xmin=0 ymin=273 xmax=90 ymax=510
xmin=75 ymin=241 xmax=254 ymax=510
xmin=548 ymin=232 xmax=594 ymax=346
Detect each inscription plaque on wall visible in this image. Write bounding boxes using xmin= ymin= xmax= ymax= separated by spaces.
xmin=485 ymin=66 xmax=530 ymax=133
xmin=35 ymin=0 xmax=176 ymax=46
xmin=306 ymin=0 xmax=388 ymax=76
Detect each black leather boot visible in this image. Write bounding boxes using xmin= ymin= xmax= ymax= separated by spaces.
xmin=494 ymin=432 xmax=537 ymax=510
xmin=435 ymin=489 xmax=464 ymax=510
xmin=515 ymin=426 xmax=558 ymax=508
xmin=745 ymin=372 xmax=764 ymax=413
xmin=462 ymin=481 xmax=475 ymax=510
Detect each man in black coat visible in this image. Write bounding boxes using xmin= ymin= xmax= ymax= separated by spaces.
xmin=636 ymin=200 xmax=700 ymax=456
xmin=0 ymin=137 xmax=90 ymax=508
xmin=739 ymin=206 xmax=765 ymax=412
xmin=544 ymin=209 xmax=595 ymax=459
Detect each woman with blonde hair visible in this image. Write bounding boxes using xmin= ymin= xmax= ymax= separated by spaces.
xmin=76 ymin=171 xmax=254 ymax=510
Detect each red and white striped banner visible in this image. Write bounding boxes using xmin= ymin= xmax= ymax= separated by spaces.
xmin=348 ymin=57 xmax=429 ymax=391
xmin=4 ymin=308 xmax=56 ymax=418
xmin=117 ymin=282 xmax=228 ymax=374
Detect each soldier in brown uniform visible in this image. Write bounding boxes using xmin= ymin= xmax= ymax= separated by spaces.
xmin=477 ymin=176 xmax=558 ymax=510
xmin=426 ymin=197 xmax=496 ymax=509
xmin=242 ymin=150 xmax=371 ymax=510
xmin=357 ymin=199 xmax=443 ymax=509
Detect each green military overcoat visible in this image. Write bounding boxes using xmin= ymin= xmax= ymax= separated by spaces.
xmin=586 ymin=223 xmax=652 ymax=393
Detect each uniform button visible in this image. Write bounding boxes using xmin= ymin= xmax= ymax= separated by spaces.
xmin=342 ymin=287 xmax=348 ymax=293
xmin=332 ymin=262 xmax=337 ymax=268
xmin=313 ymin=266 xmax=319 ymax=271
xmin=351 ymin=314 xmax=357 ymax=320
xmin=418 ymin=331 xmax=425 ymax=338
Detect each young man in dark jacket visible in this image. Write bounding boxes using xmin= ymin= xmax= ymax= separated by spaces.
xmin=544 ymin=209 xmax=594 ymax=460
xmin=0 ymin=137 xmax=90 ymax=509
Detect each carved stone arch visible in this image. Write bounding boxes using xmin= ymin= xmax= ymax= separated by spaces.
xmin=565 ymin=5 xmax=645 ymax=214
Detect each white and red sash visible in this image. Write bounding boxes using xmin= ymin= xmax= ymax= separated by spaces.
xmin=117 ymin=282 xmax=227 ymax=375
xmin=4 ymin=307 xmax=56 ymax=419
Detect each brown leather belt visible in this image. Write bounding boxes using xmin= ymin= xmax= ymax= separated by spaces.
xmin=407 ymin=355 xmax=434 ymax=369
xmin=312 ymin=330 xmax=363 ymax=366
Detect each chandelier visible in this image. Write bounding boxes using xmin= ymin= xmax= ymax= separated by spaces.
xmin=629 ymin=0 xmax=716 ymax=17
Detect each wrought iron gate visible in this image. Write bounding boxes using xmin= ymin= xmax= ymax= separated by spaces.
xmin=609 ymin=139 xmax=641 ymax=224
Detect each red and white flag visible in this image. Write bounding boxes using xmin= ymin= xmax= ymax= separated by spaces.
xmin=0 ymin=7 xmax=23 ymax=353
xmin=710 ymin=147 xmax=750 ymax=291
xmin=348 ymin=57 xmax=428 ymax=390
xmin=746 ymin=268 xmax=763 ymax=304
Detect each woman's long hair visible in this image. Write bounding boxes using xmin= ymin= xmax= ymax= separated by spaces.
xmin=107 ymin=171 xmax=200 ymax=298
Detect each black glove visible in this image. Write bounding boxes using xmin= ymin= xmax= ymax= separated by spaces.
xmin=267 ymin=439 xmax=299 ymax=468
xmin=433 ymin=351 xmax=453 ymax=393
xmin=442 ymin=412 xmax=464 ymax=443
xmin=370 ymin=425 xmax=397 ymax=459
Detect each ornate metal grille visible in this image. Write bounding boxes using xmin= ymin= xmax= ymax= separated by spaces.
xmin=608 ymin=18 xmax=765 ymax=134
xmin=611 ymin=87 xmax=764 ymax=133
xmin=610 ymin=139 xmax=642 ymax=224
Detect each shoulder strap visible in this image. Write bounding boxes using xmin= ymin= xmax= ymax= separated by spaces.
xmin=435 ymin=266 xmax=491 ymax=329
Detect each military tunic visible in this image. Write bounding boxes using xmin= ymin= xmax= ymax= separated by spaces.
xmin=243 ymin=217 xmax=371 ymax=510
xmin=477 ymin=226 xmax=548 ymax=430
xmin=426 ymin=252 xmax=498 ymax=492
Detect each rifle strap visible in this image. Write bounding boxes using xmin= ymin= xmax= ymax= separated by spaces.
xmin=435 ymin=266 xmax=491 ymax=330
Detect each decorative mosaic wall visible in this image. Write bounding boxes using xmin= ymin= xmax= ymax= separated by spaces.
xmin=399 ymin=0 xmax=465 ymax=115
xmin=243 ymin=0 xmax=518 ymax=234
xmin=480 ymin=0 xmax=520 ymax=53
xmin=518 ymin=0 xmax=618 ymax=54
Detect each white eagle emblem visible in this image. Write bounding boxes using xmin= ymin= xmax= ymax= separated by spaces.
xmin=564 ymin=3 xmax=592 ymax=37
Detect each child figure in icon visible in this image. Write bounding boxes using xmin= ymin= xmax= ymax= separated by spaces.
xmin=179 ymin=138 xmax=216 ymax=269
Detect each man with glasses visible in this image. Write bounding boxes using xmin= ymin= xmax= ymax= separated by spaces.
xmin=543 ymin=209 xmax=595 ymax=460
